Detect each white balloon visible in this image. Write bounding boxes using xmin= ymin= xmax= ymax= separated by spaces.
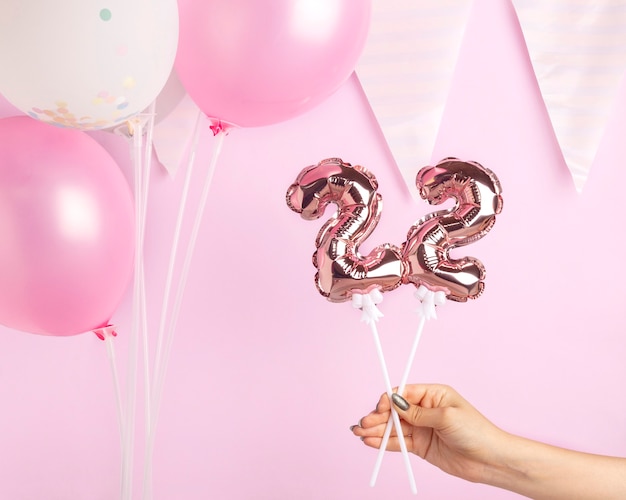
xmin=152 ymin=69 xmax=187 ymax=125
xmin=0 ymin=1 xmax=178 ymax=130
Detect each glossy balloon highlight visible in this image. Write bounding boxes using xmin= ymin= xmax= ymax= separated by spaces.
xmin=175 ymin=0 xmax=371 ymax=127
xmin=0 ymin=117 xmax=135 ymax=335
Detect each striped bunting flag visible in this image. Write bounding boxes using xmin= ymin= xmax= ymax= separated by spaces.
xmin=356 ymin=0 xmax=473 ymax=198
xmin=513 ymin=0 xmax=626 ymax=191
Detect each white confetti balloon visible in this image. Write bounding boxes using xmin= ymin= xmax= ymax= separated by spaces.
xmin=0 ymin=0 xmax=178 ymax=130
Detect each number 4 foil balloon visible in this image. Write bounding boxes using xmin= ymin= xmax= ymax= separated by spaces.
xmin=285 ymin=157 xmax=503 ymax=493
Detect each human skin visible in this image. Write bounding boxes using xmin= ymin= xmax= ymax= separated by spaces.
xmin=351 ymin=384 xmax=626 ymax=500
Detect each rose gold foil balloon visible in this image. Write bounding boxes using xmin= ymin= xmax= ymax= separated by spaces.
xmin=402 ymin=158 xmax=503 ymax=301
xmin=286 ymin=158 xmax=406 ymax=302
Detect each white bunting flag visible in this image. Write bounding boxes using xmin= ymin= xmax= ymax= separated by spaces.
xmin=152 ymin=93 xmax=199 ymax=178
xmin=356 ymin=0 xmax=473 ymax=198
xmin=513 ymin=0 xmax=626 ymax=191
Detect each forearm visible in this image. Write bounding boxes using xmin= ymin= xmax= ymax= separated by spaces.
xmin=484 ymin=433 xmax=626 ymax=500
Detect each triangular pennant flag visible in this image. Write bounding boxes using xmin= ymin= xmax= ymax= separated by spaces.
xmin=513 ymin=0 xmax=626 ymax=191
xmin=152 ymin=93 xmax=200 ymax=178
xmin=356 ymin=0 xmax=473 ymax=198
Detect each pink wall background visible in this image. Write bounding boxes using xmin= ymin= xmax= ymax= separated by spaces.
xmin=1 ymin=1 xmax=625 ymax=499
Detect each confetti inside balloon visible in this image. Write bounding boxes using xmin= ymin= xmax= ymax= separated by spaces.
xmin=0 ymin=0 xmax=178 ymax=130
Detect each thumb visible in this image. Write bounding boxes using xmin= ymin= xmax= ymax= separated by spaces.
xmin=391 ymin=393 xmax=444 ymax=430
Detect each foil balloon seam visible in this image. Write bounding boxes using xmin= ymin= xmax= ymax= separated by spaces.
xmin=403 ymin=157 xmax=503 ymax=301
xmin=286 ymin=157 xmax=503 ymax=304
xmin=286 ymin=158 xmax=406 ymax=303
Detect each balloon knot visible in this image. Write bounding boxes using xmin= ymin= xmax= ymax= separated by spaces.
xmin=209 ymin=119 xmax=231 ymax=136
xmin=93 ymin=325 xmax=117 ymax=341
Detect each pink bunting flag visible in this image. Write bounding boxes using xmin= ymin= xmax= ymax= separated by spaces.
xmin=513 ymin=0 xmax=626 ymax=191
xmin=356 ymin=0 xmax=473 ymax=198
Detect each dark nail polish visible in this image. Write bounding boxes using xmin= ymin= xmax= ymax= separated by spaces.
xmin=349 ymin=425 xmax=357 ymax=432
xmin=391 ymin=393 xmax=410 ymax=411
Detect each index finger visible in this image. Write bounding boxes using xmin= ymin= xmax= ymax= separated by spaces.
xmin=402 ymin=384 xmax=465 ymax=409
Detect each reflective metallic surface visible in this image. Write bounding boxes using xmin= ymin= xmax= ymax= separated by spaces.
xmin=286 ymin=158 xmax=405 ymax=302
xmin=287 ymin=157 xmax=503 ymax=303
xmin=403 ymin=158 xmax=503 ymax=301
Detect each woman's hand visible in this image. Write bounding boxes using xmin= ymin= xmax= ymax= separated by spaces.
xmin=351 ymin=384 xmax=626 ymax=499
xmin=351 ymin=384 xmax=512 ymax=483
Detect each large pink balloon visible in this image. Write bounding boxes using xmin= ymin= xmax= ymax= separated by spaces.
xmin=0 ymin=117 xmax=135 ymax=336
xmin=175 ymin=0 xmax=371 ymax=127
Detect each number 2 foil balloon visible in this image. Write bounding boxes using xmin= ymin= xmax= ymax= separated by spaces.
xmin=402 ymin=157 xmax=503 ymax=301
xmin=286 ymin=158 xmax=407 ymax=302
xmin=286 ymin=157 xmax=417 ymax=491
xmin=286 ymin=157 xmax=503 ymax=493
xmin=372 ymin=157 xmax=503 ymax=488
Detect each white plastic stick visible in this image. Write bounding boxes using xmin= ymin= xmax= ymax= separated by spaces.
xmin=121 ymin=119 xmax=145 ymax=500
xmin=140 ymin=111 xmax=153 ymax=397
xmin=141 ymin=102 xmax=156 ymax=240
xmin=143 ymin=110 xmax=202 ymax=500
xmin=153 ymin=130 xmax=226 ymax=419
xmin=144 ymin=121 xmax=225 ymax=500
xmin=97 ymin=328 xmax=126 ymax=500
xmin=138 ymin=104 xmax=155 ymax=500
xmin=104 ymin=333 xmax=125 ymax=448
xmin=368 ymin=319 xmax=418 ymax=495
xmin=151 ymin=110 xmax=202 ymax=401
xmin=370 ymin=315 xmax=426 ymax=487
xmin=139 ymin=109 xmax=154 ymax=418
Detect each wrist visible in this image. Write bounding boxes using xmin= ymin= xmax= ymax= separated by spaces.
xmin=480 ymin=432 xmax=534 ymax=492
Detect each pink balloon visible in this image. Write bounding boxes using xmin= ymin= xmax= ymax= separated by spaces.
xmin=175 ymin=0 xmax=371 ymax=127
xmin=0 ymin=91 xmax=22 ymax=119
xmin=0 ymin=116 xmax=135 ymax=336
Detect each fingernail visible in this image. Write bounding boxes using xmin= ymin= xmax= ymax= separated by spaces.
xmin=349 ymin=425 xmax=357 ymax=432
xmin=391 ymin=393 xmax=409 ymax=411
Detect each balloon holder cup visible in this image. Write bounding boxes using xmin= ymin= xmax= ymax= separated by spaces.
xmin=111 ymin=113 xmax=155 ymax=139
